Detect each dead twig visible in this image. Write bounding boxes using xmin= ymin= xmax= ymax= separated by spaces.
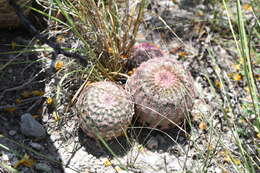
xmin=0 ymin=69 xmax=45 ymax=102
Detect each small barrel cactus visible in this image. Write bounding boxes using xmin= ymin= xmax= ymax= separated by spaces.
xmin=126 ymin=42 xmax=165 ymax=70
xmin=76 ymin=81 xmax=134 ymax=140
xmin=126 ymin=57 xmax=196 ymax=130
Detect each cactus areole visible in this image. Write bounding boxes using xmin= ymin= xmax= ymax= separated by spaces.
xmin=76 ymin=81 xmax=134 ymax=140
xmin=126 ymin=57 xmax=196 ymax=129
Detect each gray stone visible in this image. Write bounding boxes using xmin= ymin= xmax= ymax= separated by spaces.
xmin=155 ymin=135 xmax=166 ymax=146
xmin=8 ymin=130 xmax=16 ymax=136
xmin=35 ymin=163 xmax=52 ymax=172
xmin=29 ymin=142 xmax=44 ymax=151
xmin=146 ymin=137 xmax=159 ymax=150
xmin=20 ymin=113 xmax=46 ymax=139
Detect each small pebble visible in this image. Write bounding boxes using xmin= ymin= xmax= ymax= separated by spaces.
xmin=8 ymin=130 xmax=16 ymax=136
xmin=155 ymin=135 xmax=166 ymax=146
xmin=215 ymin=167 xmax=222 ymax=173
xmin=20 ymin=113 xmax=46 ymax=139
xmin=35 ymin=163 xmax=52 ymax=172
xmin=146 ymin=137 xmax=159 ymax=150
xmin=207 ymin=67 xmax=213 ymax=73
xmin=178 ymin=136 xmax=185 ymax=143
xmin=29 ymin=142 xmax=44 ymax=151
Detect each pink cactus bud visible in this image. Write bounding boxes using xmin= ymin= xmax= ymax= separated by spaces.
xmin=126 ymin=42 xmax=165 ymax=69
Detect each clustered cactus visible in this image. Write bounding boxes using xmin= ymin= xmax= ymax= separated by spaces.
xmin=76 ymin=81 xmax=134 ymax=140
xmin=76 ymin=42 xmax=196 ymax=140
xmin=126 ymin=57 xmax=196 ymax=129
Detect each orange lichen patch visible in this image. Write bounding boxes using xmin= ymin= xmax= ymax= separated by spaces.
xmin=120 ymin=54 xmax=128 ymax=59
xmin=84 ymin=81 xmax=93 ymax=88
xmin=107 ymin=47 xmax=113 ymax=54
xmin=219 ymin=150 xmax=228 ymax=156
xmin=242 ymin=4 xmax=252 ymax=11
xmin=20 ymin=91 xmax=31 ymax=98
xmin=224 ymin=108 xmax=230 ymax=113
xmin=11 ymin=41 xmax=16 ymax=50
xmin=228 ymin=73 xmax=242 ymax=81
xmin=232 ymin=73 xmax=242 ymax=81
xmin=233 ymin=159 xmax=241 ymax=165
xmin=244 ymin=86 xmax=250 ymax=93
xmin=206 ymin=143 xmax=214 ymax=151
xmin=52 ymin=111 xmax=60 ymax=121
xmin=198 ymin=121 xmax=207 ymax=130
xmin=231 ymin=64 xmax=240 ymax=71
xmin=13 ymin=154 xmax=34 ymax=168
xmin=169 ymin=46 xmax=182 ymax=55
xmin=31 ymin=90 xmax=44 ymax=96
xmin=178 ymin=51 xmax=188 ymax=57
xmin=54 ymin=60 xmax=63 ymax=71
xmin=238 ymin=118 xmax=246 ymax=124
xmin=15 ymin=98 xmax=22 ymax=104
xmin=214 ymin=80 xmax=222 ymax=88
xmin=227 ymin=73 xmax=233 ymax=78
xmin=56 ymin=35 xmax=63 ymax=43
xmin=223 ymin=155 xmax=231 ymax=162
xmin=4 ymin=107 xmax=16 ymax=112
xmin=114 ymin=166 xmax=122 ymax=172
xmin=46 ymin=97 xmax=53 ymax=105
xmin=224 ymin=156 xmax=241 ymax=165
xmin=219 ymin=150 xmax=241 ymax=165
xmin=127 ymin=68 xmax=136 ymax=76
xmin=256 ymin=133 xmax=260 ymax=139
xmin=103 ymin=158 xmax=112 ymax=167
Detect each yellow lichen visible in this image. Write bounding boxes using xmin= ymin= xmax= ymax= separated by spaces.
xmin=54 ymin=61 xmax=63 ymax=71
xmin=13 ymin=154 xmax=34 ymax=168
xmin=15 ymin=98 xmax=22 ymax=104
xmin=242 ymin=4 xmax=252 ymax=11
xmin=32 ymin=90 xmax=44 ymax=96
xmin=232 ymin=73 xmax=242 ymax=81
xmin=103 ymin=158 xmax=112 ymax=167
xmin=20 ymin=91 xmax=31 ymax=98
xmin=46 ymin=97 xmax=53 ymax=105
xmin=4 ymin=107 xmax=16 ymax=112
xmin=214 ymin=80 xmax=222 ymax=88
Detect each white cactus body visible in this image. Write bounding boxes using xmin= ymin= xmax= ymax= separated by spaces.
xmin=76 ymin=81 xmax=134 ymax=140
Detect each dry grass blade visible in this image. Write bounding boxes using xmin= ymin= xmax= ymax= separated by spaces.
xmin=74 ymin=0 xmax=146 ymax=75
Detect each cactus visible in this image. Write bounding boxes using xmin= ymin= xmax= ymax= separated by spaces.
xmin=76 ymin=81 xmax=134 ymax=140
xmin=126 ymin=57 xmax=196 ymax=130
xmin=126 ymin=42 xmax=165 ymax=70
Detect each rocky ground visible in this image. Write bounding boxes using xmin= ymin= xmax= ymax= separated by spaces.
xmin=0 ymin=0 xmax=259 ymax=173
